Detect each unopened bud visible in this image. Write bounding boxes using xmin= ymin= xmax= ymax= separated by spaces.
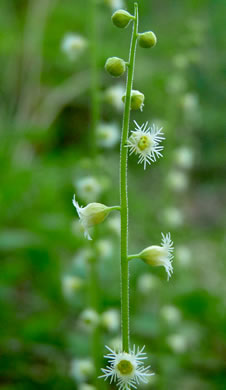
xmin=138 ymin=31 xmax=157 ymax=49
xmin=73 ymin=195 xmax=120 ymax=240
xmin=122 ymin=90 xmax=145 ymax=111
xmin=112 ymin=9 xmax=133 ymax=28
xmin=105 ymin=57 xmax=126 ymax=77
xmin=138 ymin=233 xmax=174 ymax=280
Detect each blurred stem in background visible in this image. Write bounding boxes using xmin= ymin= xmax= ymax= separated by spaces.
xmin=120 ymin=2 xmax=138 ymax=353
xmin=89 ymin=0 xmax=100 ymax=157
xmin=88 ymin=1 xmax=102 ymax=388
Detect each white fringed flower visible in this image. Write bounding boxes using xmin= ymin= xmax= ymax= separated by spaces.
xmin=138 ymin=233 xmax=174 ymax=280
xmin=61 ymin=33 xmax=87 ymax=60
xmin=126 ymin=121 xmax=165 ymax=169
xmin=72 ymin=195 xmax=116 ymax=240
xmin=99 ymin=345 xmax=153 ymax=390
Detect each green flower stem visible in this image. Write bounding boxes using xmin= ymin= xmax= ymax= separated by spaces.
xmin=120 ymin=2 xmax=139 ymax=353
xmin=127 ymin=254 xmax=140 ymax=261
xmin=109 ymin=206 xmax=121 ymax=212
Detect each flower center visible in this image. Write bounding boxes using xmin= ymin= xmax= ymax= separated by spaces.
xmin=138 ymin=135 xmax=151 ymax=151
xmin=116 ymin=359 xmax=134 ymax=375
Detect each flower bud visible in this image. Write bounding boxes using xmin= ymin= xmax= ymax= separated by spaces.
xmin=112 ymin=10 xmax=133 ymax=28
xmin=138 ymin=233 xmax=174 ymax=280
xmin=122 ymin=90 xmax=145 ymax=111
xmin=105 ymin=57 xmax=126 ymax=77
xmin=73 ymin=195 xmax=119 ymax=240
xmin=138 ymin=31 xmax=157 ymax=49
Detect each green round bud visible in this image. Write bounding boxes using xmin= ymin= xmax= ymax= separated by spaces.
xmin=111 ymin=10 xmax=133 ymax=28
xmin=138 ymin=31 xmax=157 ymax=48
xmin=105 ymin=57 xmax=126 ymax=78
xmin=122 ymin=90 xmax=145 ymax=111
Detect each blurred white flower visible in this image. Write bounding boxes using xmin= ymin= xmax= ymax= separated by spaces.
xmin=162 ymin=207 xmax=184 ymax=228
xmin=95 ymin=239 xmax=113 ymax=258
xmin=62 ymin=275 xmax=83 ymax=297
xmin=107 ymin=214 xmax=121 ymax=235
xmin=166 ymin=74 xmax=187 ymax=94
xmin=71 ymin=219 xmax=86 ymax=238
xmin=78 ymin=385 xmax=96 ymax=390
xmin=71 ymin=359 xmax=94 ymax=382
xmin=127 ymin=121 xmax=164 ymax=169
xmin=75 ymin=176 xmax=102 ymax=203
xmin=100 ymin=345 xmax=153 ymax=388
xmin=181 ymin=93 xmax=201 ymax=123
xmin=80 ymin=308 xmax=99 ymax=331
xmin=104 ymin=0 xmax=124 ymax=10
xmin=61 ymin=33 xmax=87 ymax=60
xmin=172 ymin=54 xmax=190 ymax=70
xmin=174 ymin=146 xmax=194 ymax=170
xmin=167 ymin=334 xmax=187 ymax=354
xmin=96 ymin=122 xmax=120 ymax=148
xmin=105 ymin=84 xmax=124 ymax=111
xmin=176 ymin=245 xmax=191 ymax=267
xmin=166 ymin=170 xmax=189 ymax=192
xmin=101 ymin=309 xmax=120 ymax=332
xmin=137 ymin=273 xmax=159 ymax=295
xmin=161 ymin=305 xmax=181 ymax=325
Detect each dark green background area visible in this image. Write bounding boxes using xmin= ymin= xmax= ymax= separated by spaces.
xmin=0 ymin=0 xmax=225 ymax=389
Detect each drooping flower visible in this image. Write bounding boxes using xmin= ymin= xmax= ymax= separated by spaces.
xmin=126 ymin=121 xmax=165 ymax=169
xmin=138 ymin=233 xmax=174 ymax=280
xmin=72 ymin=195 xmax=117 ymax=240
xmin=99 ymin=345 xmax=153 ymax=389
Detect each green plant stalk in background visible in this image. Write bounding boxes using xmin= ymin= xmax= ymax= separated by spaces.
xmin=120 ymin=2 xmax=139 ymax=353
xmin=89 ymin=0 xmax=100 ymax=157
xmin=88 ymin=1 xmax=102 ymax=388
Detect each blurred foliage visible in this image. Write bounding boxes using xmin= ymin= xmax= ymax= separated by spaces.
xmin=0 ymin=0 xmax=225 ymax=389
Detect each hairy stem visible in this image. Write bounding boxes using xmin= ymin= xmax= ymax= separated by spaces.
xmin=120 ymin=2 xmax=139 ymax=353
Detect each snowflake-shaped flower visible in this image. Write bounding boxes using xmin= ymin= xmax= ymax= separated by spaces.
xmin=99 ymin=345 xmax=153 ymax=390
xmin=126 ymin=121 xmax=165 ymax=169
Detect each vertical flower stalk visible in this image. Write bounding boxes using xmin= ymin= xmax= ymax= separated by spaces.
xmin=120 ymin=2 xmax=139 ymax=353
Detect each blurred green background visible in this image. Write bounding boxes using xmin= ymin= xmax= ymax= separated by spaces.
xmin=0 ymin=0 xmax=225 ymax=389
